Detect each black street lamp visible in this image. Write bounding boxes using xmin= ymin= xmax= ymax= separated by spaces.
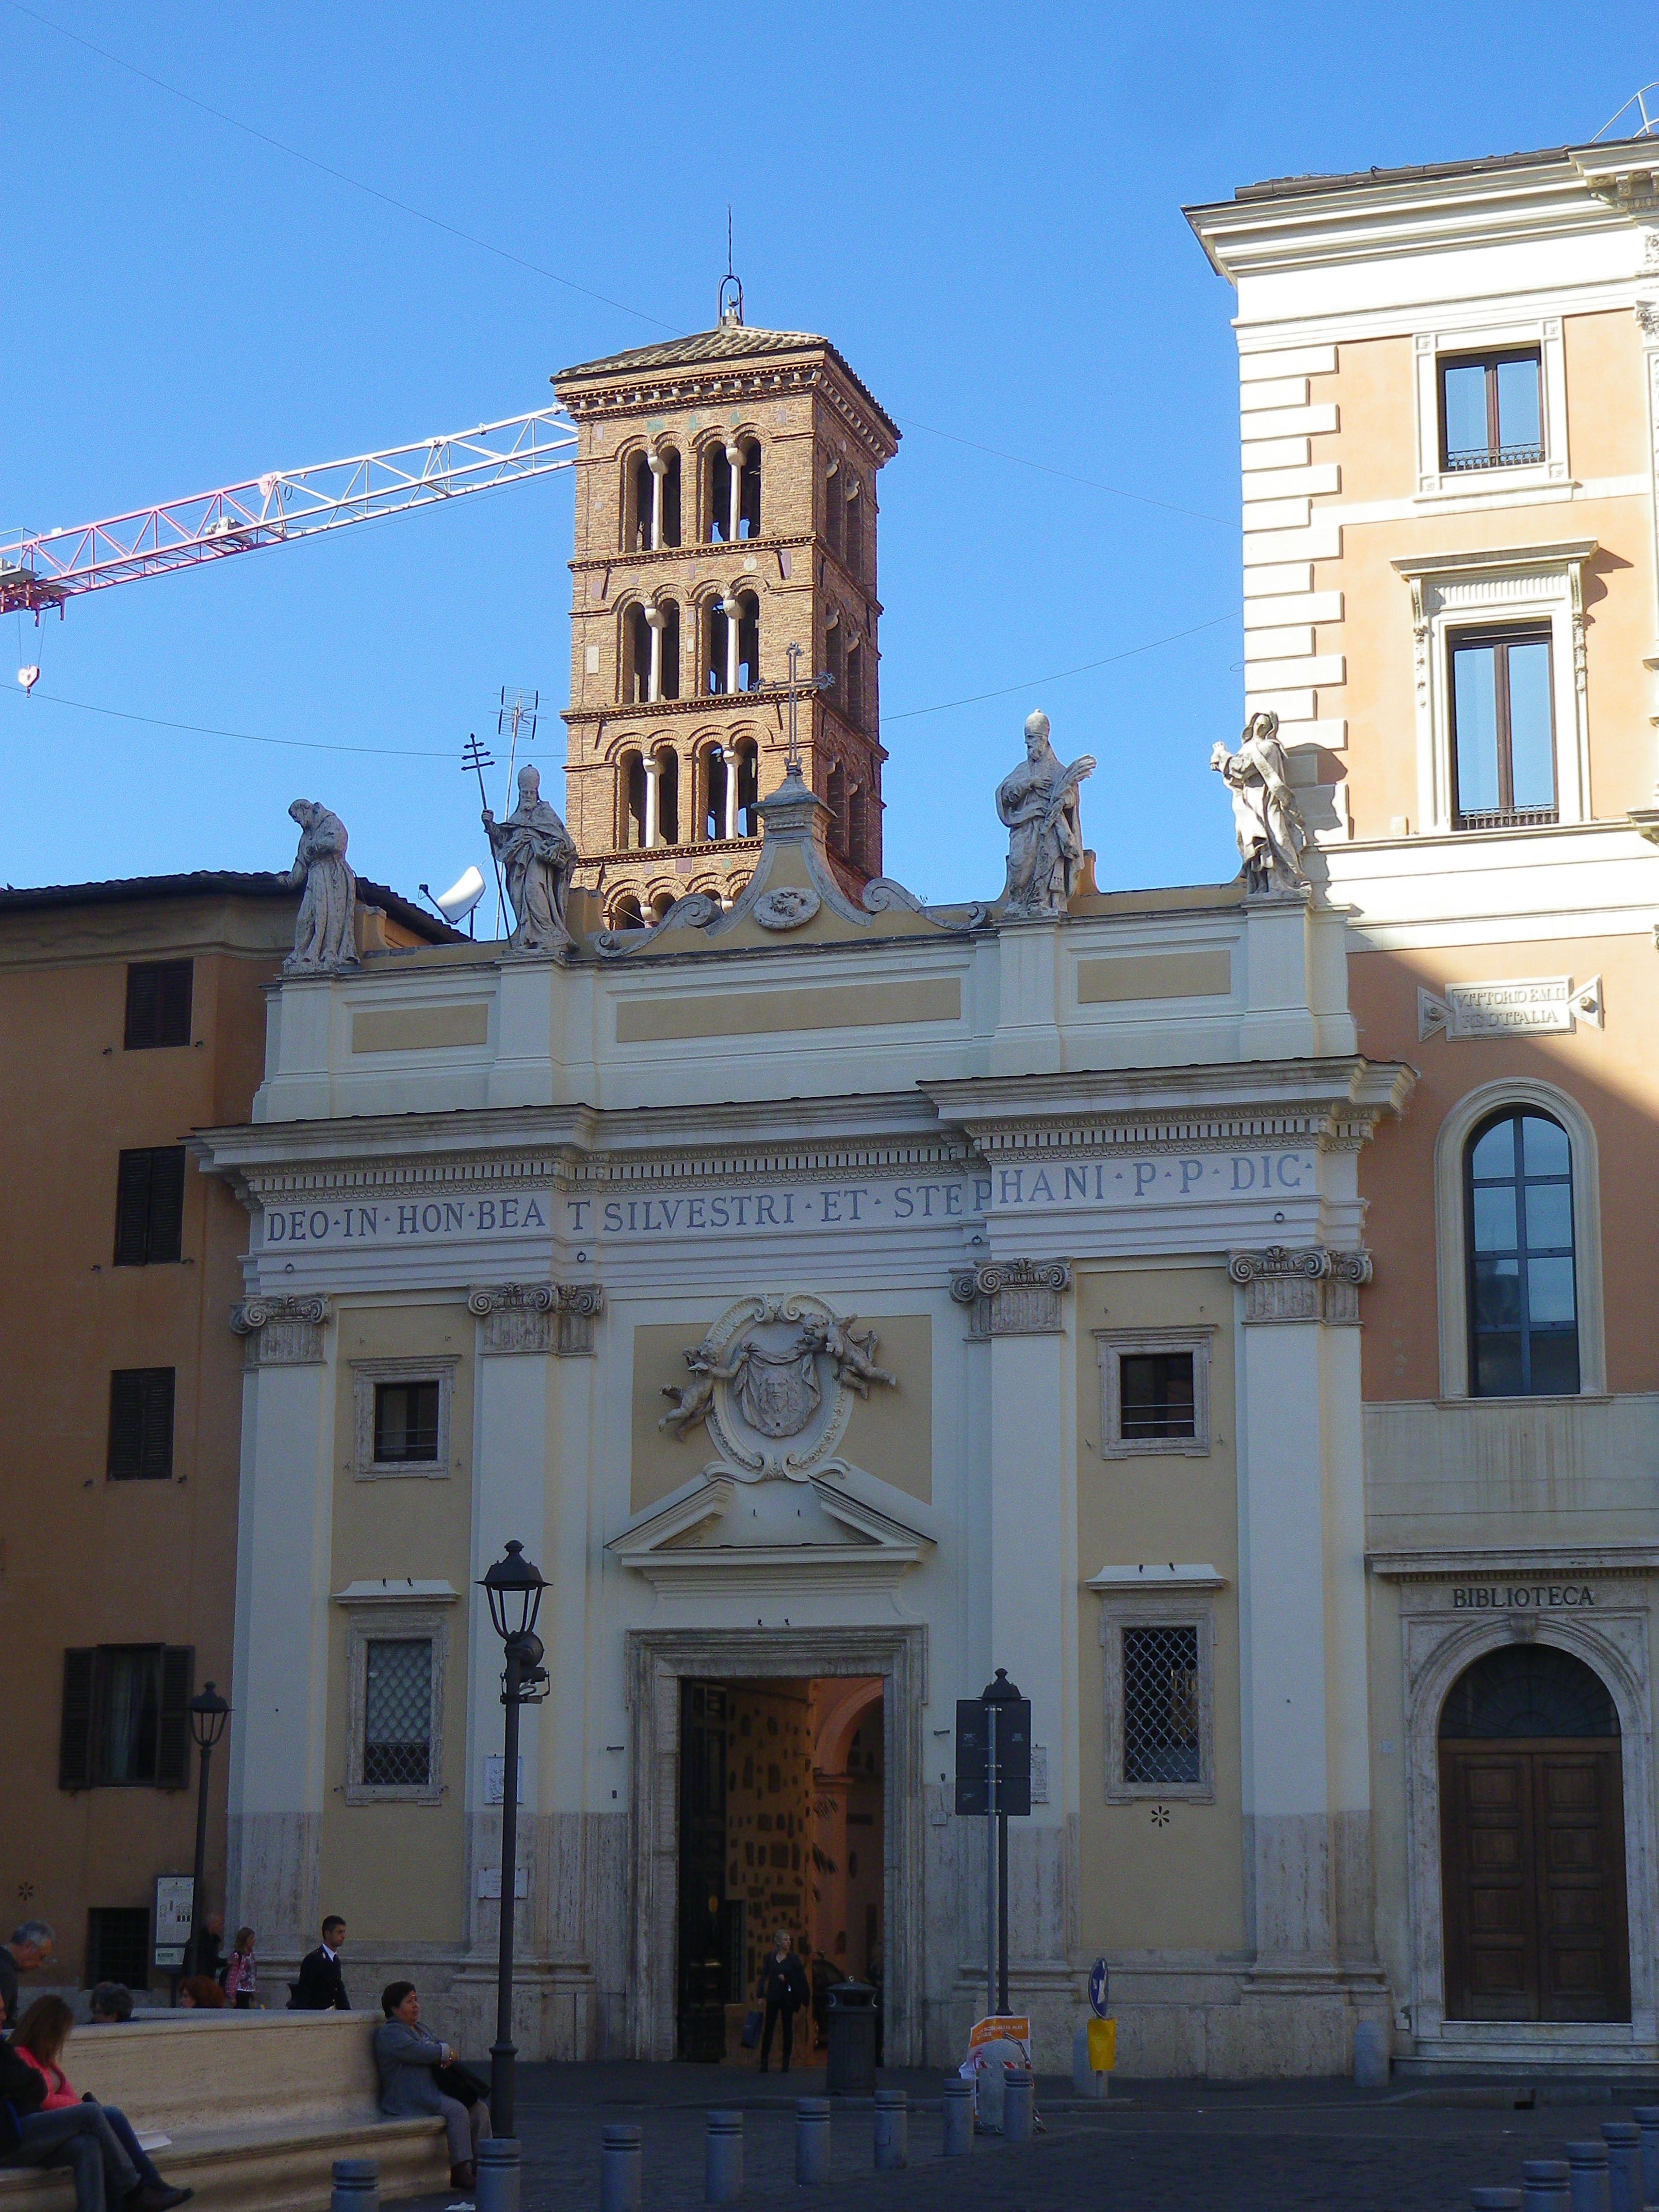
xmin=186 ymin=1682 xmax=230 ymax=1982
xmin=480 ymin=1540 xmax=549 ymax=2138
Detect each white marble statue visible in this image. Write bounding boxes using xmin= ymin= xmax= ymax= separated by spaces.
xmin=282 ymin=800 xmax=360 ymax=973
xmin=482 ymin=763 xmax=578 ymax=954
xmin=1210 ymin=711 xmax=1310 ymax=894
xmin=997 ymin=711 xmax=1096 ymax=916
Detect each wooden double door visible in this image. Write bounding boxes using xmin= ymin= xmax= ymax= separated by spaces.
xmin=1440 ymin=1738 xmax=1630 ymax=2022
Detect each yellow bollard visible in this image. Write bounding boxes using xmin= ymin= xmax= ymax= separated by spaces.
xmin=1086 ymin=2016 xmax=1116 ymax=2075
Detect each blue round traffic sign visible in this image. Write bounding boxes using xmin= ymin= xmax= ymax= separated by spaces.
xmin=1088 ymin=1957 xmax=1110 ymax=2019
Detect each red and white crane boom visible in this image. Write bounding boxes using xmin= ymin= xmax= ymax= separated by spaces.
xmin=0 ymin=406 xmax=578 ymax=618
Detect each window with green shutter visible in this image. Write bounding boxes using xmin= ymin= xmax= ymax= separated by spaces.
xmin=113 ymin=1147 xmax=186 ymax=1266
xmin=124 ymin=960 xmax=193 ymax=1049
xmin=57 ymin=1645 xmax=194 ymax=1788
xmin=108 ymin=1368 xmax=175 ymax=1480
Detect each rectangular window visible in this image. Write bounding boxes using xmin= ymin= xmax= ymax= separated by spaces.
xmin=1118 ymin=1352 xmax=1196 ymax=1441
xmin=107 ymin=1368 xmax=175 ymax=1481
xmin=1450 ymin=628 xmax=1556 ymax=831
xmin=86 ymin=1907 xmax=152 ymax=1991
xmin=1121 ymin=1624 xmax=1202 ymax=1785
xmin=113 ymin=1146 xmax=187 ymax=1266
xmin=362 ymin=1638 xmax=434 ymax=1787
xmin=60 ymin=1646 xmax=193 ymax=1790
xmin=373 ymin=1379 xmax=441 ymax=1464
xmin=1439 ymin=349 xmax=1544 ymax=471
xmin=124 ymin=960 xmax=193 ymax=1049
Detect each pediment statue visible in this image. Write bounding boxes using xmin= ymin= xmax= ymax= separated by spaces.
xmin=483 ymin=763 xmax=578 ymax=953
xmin=1210 ymin=711 xmax=1310 ymax=895
xmin=282 ymin=800 xmax=360 ymax=973
xmin=997 ymin=710 xmax=1095 ymax=916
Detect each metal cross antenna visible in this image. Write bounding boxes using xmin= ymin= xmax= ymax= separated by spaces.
xmin=783 ymin=641 xmax=832 ymax=778
xmin=497 ymin=687 xmax=540 ymax=820
xmin=463 ymin=734 xmax=507 ymax=934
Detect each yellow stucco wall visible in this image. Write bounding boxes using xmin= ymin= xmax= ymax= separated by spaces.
xmin=1072 ymin=1264 xmax=1244 ymax=1954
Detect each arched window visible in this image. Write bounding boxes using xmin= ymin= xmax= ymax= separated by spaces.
xmin=739 ymin=440 xmax=761 ymax=539
xmin=1466 ymin=1107 xmax=1579 ymax=1396
xmin=621 ymin=751 xmax=646 ymax=849
xmin=1440 ymin=1645 xmax=1618 ymax=1742
xmin=658 ymin=599 xmax=680 ymax=701
xmin=628 ymin=453 xmax=652 ymax=552
xmin=843 ymin=480 xmax=863 ymax=579
xmin=629 ymin=447 xmax=679 ymax=550
xmin=658 ymin=447 xmax=681 ymax=548
xmin=824 ymin=463 xmax=843 ymax=560
xmin=653 ymin=746 xmax=680 ymax=847
xmin=734 ymin=739 xmax=759 ymax=836
xmin=709 ymin=593 xmax=760 ymax=693
xmin=826 ymin=761 xmax=848 ymax=854
xmin=649 ymin=889 xmax=675 ymax=924
xmin=844 ymin=642 xmax=864 ymax=730
xmin=824 ymin=617 xmax=844 ymax=699
xmin=626 ymin=606 xmax=652 ymax=705
xmin=706 ymin=443 xmax=730 ymax=544
xmin=848 ymin=780 xmax=869 ymax=872
xmin=610 ymin=893 xmax=644 ymax=931
xmin=703 ymin=745 xmax=730 ymax=841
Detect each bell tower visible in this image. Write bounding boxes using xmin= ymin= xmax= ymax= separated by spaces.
xmin=554 ymin=291 xmax=900 ymax=926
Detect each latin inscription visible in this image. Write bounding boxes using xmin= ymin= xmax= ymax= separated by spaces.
xmin=1452 ymin=1584 xmax=1597 ymax=1610
xmin=257 ymin=1148 xmax=1316 ymax=1252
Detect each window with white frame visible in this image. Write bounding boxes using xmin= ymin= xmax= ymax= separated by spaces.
xmin=1096 ymin=1327 xmax=1212 ymax=1458
xmin=1412 ymin=320 xmax=1567 ymax=498
xmin=352 ymin=1356 xmax=457 ymax=1480
xmin=343 ymin=1604 xmax=448 ymax=1803
xmin=1393 ymin=543 xmax=1593 ymax=835
xmin=1100 ymin=1598 xmax=1215 ymax=1803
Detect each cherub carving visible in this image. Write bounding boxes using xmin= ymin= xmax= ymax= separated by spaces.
xmin=657 ymin=1340 xmax=741 ymax=1438
xmin=800 ymin=1311 xmax=897 ymax=1398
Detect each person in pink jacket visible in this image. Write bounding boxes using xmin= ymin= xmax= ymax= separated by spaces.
xmin=223 ymin=1929 xmax=258 ymax=2009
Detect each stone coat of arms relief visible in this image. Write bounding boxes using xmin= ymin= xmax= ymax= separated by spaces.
xmin=658 ymin=1293 xmax=897 ymax=1481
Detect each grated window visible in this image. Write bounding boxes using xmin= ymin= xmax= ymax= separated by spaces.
xmin=363 ymin=1638 xmax=432 ymax=1787
xmin=1122 ymin=1625 xmax=1201 ymax=1784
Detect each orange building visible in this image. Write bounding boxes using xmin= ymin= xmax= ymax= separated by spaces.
xmin=1192 ymin=137 xmax=1659 ymax=2073
xmin=0 ymin=872 xmax=445 ymax=1998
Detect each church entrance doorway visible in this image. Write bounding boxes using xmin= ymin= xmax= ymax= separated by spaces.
xmin=675 ymin=1676 xmax=885 ymax=2063
xmin=1439 ymin=1642 xmax=1630 ymax=2024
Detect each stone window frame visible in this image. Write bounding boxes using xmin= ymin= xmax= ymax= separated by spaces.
xmin=1433 ymin=1077 xmax=1605 ymax=1399
xmin=340 ymin=1598 xmax=452 ymax=1807
xmin=1411 ymin=317 xmax=1569 ymax=501
xmin=1099 ymin=1592 xmax=1217 ymax=1805
xmin=1095 ymin=1326 xmax=1214 ymax=1459
xmin=351 ymin=1355 xmax=459 ymax=1482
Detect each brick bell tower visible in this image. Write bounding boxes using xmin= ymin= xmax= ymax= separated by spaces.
xmin=553 ymin=281 xmax=900 ymax=926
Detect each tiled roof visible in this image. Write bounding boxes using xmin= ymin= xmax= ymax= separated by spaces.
xmin=555 ymin=322 xmax=899 ymax=445
xmin=0 ymin=869 xmax=455 ymax=941
xmin=1231 ymin=135 xmax=1652 ymax=203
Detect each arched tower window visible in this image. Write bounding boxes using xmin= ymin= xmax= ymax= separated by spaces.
xmin=824 ymin=615 xmax=844 ymax=701
xmin=848 ymin=780 xmax=868 ymax=872
xmin=739 ymin=440 xmax=761 ymax=539
xmin=1466 ymin=1107 xmax=1579 ymax=1396
xmin=658 ymin=447 xmax=681 ymax=547
xmin=735 ymin=593 xmax=759 ymax=691
xmin=709 ymin=593 xmax=760 ymax=693
xmin=626 ymin=606 xmax=652 ymax=705
xmin=652 ymin=745 xmax=680 ymax=847
xmin=843 ymin=479 xmax=863 ymax=579
xmin=824 ymin=463 xmax=843 ymax=561
xmin=734 ymin=739 xmax=759 ymax=836
xmin=610 ymin=892 xmax=644 ymax=931
xmin=629 ymin=446 xmax=680 ymax=551
xmin=649 ymin=889 xmax=675 ymax=924
xmin=621 ymin=751 xmax=646 ymax=849
xmin=628 ymin=453 xmax=652 ymax=553
xmin=844 ymin=642 xmax=864 ymax=730
xmin=826 ymin=761 xmax=848 ymax=854
xmin=703 ymin=745 xmax=731 ymax=842
xmin=658 ymin=599 xmax=680 ymax=701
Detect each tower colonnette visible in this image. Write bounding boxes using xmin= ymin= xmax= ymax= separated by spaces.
xmin=554 ymin=314 xmax=900 ymax=926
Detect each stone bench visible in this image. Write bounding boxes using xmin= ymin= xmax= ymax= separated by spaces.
xmin=0 ymin=2011 xmax=449 ymax=2212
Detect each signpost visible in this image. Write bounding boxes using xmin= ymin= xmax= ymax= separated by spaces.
xmin=955 ymin=1669 xmax=1031 ymax=2016
xmin=153 ymin=1875 xmax=192 ymax=1974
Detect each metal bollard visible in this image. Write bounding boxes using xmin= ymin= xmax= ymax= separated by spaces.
xmin=474 ymin=2140 xmax=521 ymax=2212
xmin=1353 ymin=2019 xmax=1391 ymax=2090
xmin=940 ymin=2080 xmax=974 ymax=2157
xmin=873 ymin=2088 xmax=907 ymax=2172
xmin=330 ymin=2158 xmax=379 ymax=2212
xmin=600 ymin=2123 xmax=642 ymax=2212
xmin=795 ymin=2099 xmax=831 ymax=2188
xmin=1002 ymin=2067 xmax=1034 ymax=2146
xmin=1522 ymin=2162 xmax=1571 ymax=2212
xmin=1632 ymin=2110 xmax=1659 ymax=2209
xmin=1471 ymin=2194 xmax=1521 ymax=2210
xmin=1566 ymin=2141 xmax=1611 ymax=2212
xmin=705 ymin=2110 xmax=743 ymax=2207
xmin=1602 ymin=2124 xmax=1643 ymax=2212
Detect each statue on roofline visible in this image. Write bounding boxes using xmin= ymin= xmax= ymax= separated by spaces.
xmin=1210 ymin=710 xmax=1310 ymax=896
xmin=483 ymin=762 xmax=578 ymax=954
xmin=997 ymin=710 xmax=1096 ymax=917
xmin=282 ymin=800 xmax=360 ymax=973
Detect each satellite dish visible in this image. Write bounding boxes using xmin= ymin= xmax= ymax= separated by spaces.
xmin=434 ymin=865 xmax=485 ymax=922
xmin=18 ymin=666 xmax=40 ymax=693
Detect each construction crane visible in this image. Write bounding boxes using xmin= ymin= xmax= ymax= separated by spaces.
xmin=0 ymin=405 xmax=578 ymax=619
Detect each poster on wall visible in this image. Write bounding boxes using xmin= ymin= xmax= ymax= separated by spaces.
xmin=153 ymin=1876 xmax=192 ymax=1968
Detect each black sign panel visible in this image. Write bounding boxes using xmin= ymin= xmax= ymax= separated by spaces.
xmin=953 ymin=1696 xmax=1032 ymax=1816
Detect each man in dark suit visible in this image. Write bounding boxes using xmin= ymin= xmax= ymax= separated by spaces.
xmin=290 ymin=1916 xmax=351 ymax=2010
xmin=756 ymin=1928 xmax=811 ymax=2074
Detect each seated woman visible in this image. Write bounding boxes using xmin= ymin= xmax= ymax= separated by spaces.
xmin=372 ymin=1982 xmax=490 ymax=2192
xmin=87 ymin=1986 xmax=133 ymax=2026
xmin=8 ymin=1995 xmax=191 ymax=2211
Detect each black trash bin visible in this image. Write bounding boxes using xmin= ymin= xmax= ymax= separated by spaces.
xmin=825 ymin=1979 xmax=877 ymax=2095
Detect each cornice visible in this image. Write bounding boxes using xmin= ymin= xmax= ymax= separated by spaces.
xmin=560 ymin=356 xmax=898 ymax=463
xmin=1367 ymin=1544 xmax=1659 ymax=1583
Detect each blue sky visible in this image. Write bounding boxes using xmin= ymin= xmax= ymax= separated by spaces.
xmin=3 ymin=2 xmax=1653 ymax=908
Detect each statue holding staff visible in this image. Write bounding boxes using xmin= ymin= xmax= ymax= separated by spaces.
xmin=997 ymin=710 xmax=1096 ymax=916
xmin=482 ymin=762 xmax=579 ymax=953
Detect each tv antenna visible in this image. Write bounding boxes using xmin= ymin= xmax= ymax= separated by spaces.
xmin=1592 ymin=84 xmax=1659 ymax=140
xmin=718 ymin=207 xmax=744 ymax=327
xmin=497 ymin=686 xmax=540 ymax=819
xmin=463 ymin=731 xmax=507 ymax=935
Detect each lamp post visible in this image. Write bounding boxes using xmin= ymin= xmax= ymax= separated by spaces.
xmin=185 ymin=1682 xmax=230 ymax=1982
xmin=480 ymin=1540 xmax=549 ymax=2139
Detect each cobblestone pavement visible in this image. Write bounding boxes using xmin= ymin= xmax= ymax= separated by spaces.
xmin=400 ymin=2064 xmax=1641 ymax=2212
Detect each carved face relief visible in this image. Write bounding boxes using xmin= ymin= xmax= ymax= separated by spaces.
xmin=752 ymin=886 xmax=820 ymax=931
xmin=658 ymin=1293 xmax=897 ymax=1480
